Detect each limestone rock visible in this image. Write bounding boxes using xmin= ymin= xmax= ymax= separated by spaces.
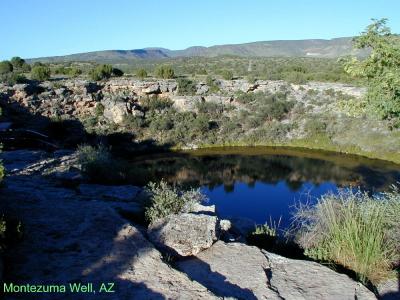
xmin=170 ymin=95 xmax=202 ymax=112
xmin=78 ymin=184 xmax=142 ymax=202
xmin=148 ymin=213 xmax=218 ymax=256
xmin=176 ymin=241 xmax=281 ymax=299
xmin=263 ymin=251 xmax=377 ymax=300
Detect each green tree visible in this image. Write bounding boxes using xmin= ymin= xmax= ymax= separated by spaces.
xmin=10 ymin=57 xmax=25 ymax=69
xmin=31 ymin=65 xmax=51 ymax=81
xmin=0 ymin=61 xmax=13 ymax=74
xmin=344 ymin=19 xmax=400 ymax=122
xmin=136 ymin=68 xmax=147 ymax=80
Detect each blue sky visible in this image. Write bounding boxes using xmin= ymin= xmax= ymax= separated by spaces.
xmin=1 ymin=0 xmax=399 ymax=60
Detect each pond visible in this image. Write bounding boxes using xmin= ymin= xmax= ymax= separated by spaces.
xmin=129 ymin=147 xmax=400 ymax=229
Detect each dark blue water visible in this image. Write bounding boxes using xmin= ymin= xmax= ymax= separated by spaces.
xmin=203 ymin=181 xmax=336 ymax=229
xmin=130 ymin=147 xmax=400 ymax=229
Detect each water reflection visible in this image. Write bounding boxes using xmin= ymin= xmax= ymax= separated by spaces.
xmin=129 ymin=147 xmax=400 ymax=227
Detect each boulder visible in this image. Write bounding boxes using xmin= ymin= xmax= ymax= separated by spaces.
xmin=101 ymin=98 xmax=129 ymax=124
xmin=78 ymin=184 xmax=142 ymax=202
xmin=148 ymin=213 xmax=218 ymax=256
xmin=203 ymin=95 xmax=232 ymax=105
xmin=143 ymin=83 xmax=160 ymax=94
xmin=263 ymin=251 xmax=377 ymax=300
xmin=170 ymin=95 xmax=202 ymax=112
xmin=176 ymin=241 xmax=282 ymax=299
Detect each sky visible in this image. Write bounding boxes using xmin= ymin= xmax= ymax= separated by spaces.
xmin=1 ymin=0 xmax=399 ymax=60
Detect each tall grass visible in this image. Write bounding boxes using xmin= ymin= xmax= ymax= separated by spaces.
xmin=293 ymin=188 xmax=400 ymax=284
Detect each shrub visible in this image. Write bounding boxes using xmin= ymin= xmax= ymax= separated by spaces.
xmin=141 ymin=96 xmax=173 ymax=112
xmin=1 ymin=73 xmax=28 ymax=85
xmin=293 ymin=188 xmax=400 ymax=284
xmin=136 ymin=68 xmax=148 ymax=80
xmin=206 ymin=76 xmax=220 ymax=93
xmin=0 ymin=61 xmax=13 ymax=74
xmin=77 ymin=145 xmax=126 ymax=184
xmin=144 ymin=179 xmax=207 ymax=223
xmin=112 ymin=68 xmax=124 ymax=77
xmin=89 ymin=64 xmax=113 ymax=81
xmin=31 ymin=65 xmax=51 ymax=81
xmin=221 ymin=70 xmax=233 ymax=80
xmin=177 ymin=78 xmax=196 ymax=95
xmin=155 ymin=65 xmax=175 ymax=79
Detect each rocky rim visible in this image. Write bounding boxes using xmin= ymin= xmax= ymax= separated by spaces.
xmin=0 ymin=149 xmax=392 ymax=300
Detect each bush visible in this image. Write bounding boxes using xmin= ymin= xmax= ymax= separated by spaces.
xmin=112 ymin=68 xmax=124 ymax=77
xmin=77 ymin=145 xmax=126 ymax=184
xmin=31 ymin=65 xmax=51 ymax=81
xmin=293 ymin=188 xmax=400 ymax=284
xmin=89 ymin=64 xmax=113 ymax=81
xmin=155 ymin=65 xmax=175 ymax=79
xmin=144 ymin=179 xmax=207 ymax=223
xmin=177 ymin=78 xmax=196 ymax=95
xmin=221 ymin=70 xmax=233 ymax=80
xmin=0 ymin=61 xmax=13 ymax=74
xmin=141 ymin=96 xmax=173 ymax=112
xmin=0 ymin=73 xmax=28 ymax=85
xmin=136 ymin=68 xmax=147 ymax=80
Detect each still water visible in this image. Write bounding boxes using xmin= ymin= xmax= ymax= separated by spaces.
xmin=130 ymin=147 xmax=400 ymax=229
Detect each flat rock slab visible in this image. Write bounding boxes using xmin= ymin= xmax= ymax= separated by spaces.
xmin=78 ymin=184 xmax=142 ymax=202
xmin=264 ymin=251 xmax=377 ymax=300
xmin=176 ymin=241 xmax=282 ymax=299
xmin=1 ymin=176 xmax=217 ymax=300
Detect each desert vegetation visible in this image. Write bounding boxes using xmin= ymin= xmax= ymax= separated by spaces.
xmin=293 ymin=188 xmax=400 ymax=284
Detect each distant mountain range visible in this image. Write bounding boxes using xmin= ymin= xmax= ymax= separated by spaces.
xmin=29 ymin=37 xmax=366 ymax=63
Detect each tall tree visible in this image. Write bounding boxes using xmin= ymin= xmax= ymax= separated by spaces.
xmin=344 ymin=19 xmax=400 ymax=123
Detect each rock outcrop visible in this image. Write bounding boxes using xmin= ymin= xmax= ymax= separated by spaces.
xmin=0 ymin=150 xmax=380 ymax=300
xmin=148 ymin=213 xmax=219 ymax=256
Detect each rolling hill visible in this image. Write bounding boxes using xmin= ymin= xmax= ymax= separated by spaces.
xmin=29 ymin=37 xmax=365 ymax=63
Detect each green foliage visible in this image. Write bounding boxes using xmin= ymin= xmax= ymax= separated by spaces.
xmin=0 ymin=72 xmax=28 ymax=85
xmin=144 ymin=179 xmax=206 ymax=223
xmin=141 ymin=96 xmax=173 ymax=112
xmin=112 ymin=68 xmax=124 ymax=77
xmin=344 ymin=19 xmax=400 ymax=121
xmin=177 ymin=78 xmax=196 ymax=95
xmin=221 ymin=70 xmax=233 ymax=80
xmin=294 ymin=188 xmax=400 ymax=284
xmin=94 ymin=103 xmax=105 ymax=117
xmin=0 ymin=61 xmax=13 ymax=74
xmin=31 ymin=65 xmax=51 ymax=81
xmin=206 ymin=76 xmax=220 ymax=93
xmin=136 ymin=68 xmax=148 ymax=80
xmin=89 ymin=64 xmax=113 ymax=81
xmin=10 ymin=57 xmax=26 ymax=69
xmin=155 ymin=65 xmax=175 ymax=79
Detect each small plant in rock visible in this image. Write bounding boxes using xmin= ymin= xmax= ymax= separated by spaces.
xmin=144 ymin=179 xmax=207 ymax=223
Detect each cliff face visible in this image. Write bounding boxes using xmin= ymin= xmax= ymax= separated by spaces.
xmin=0 ymin=78 xmax=365 ymax=124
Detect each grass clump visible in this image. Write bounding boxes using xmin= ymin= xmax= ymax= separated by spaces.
xmin=293 ymin=188 xmax=400 ymax=284
xmin=145 ymin=179 xmax=207 ymax=223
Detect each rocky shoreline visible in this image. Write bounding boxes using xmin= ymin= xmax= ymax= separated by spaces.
xmin=1 ymin=149 xmax=394 ymax=299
